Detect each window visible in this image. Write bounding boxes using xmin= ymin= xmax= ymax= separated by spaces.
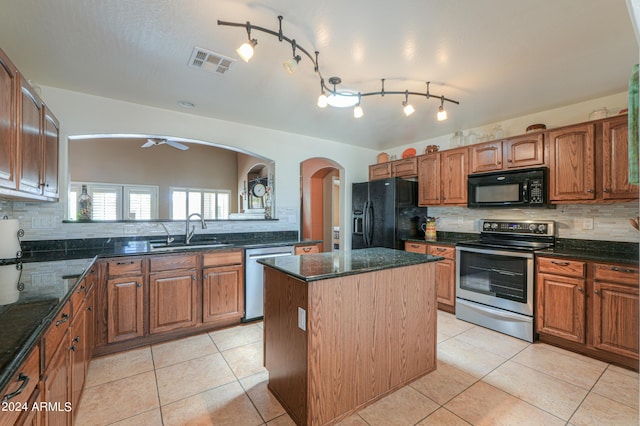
xmin=170 ymin=187 xmax=230 ymax=220
xmin=69 ymin=183 xmax=158 ymax=220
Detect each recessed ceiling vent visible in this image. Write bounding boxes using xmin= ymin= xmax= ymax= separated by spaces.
xmin=188 ymin=46 xmax=235 ymax=75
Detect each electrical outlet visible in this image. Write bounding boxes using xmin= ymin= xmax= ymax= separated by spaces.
xmin=583 ymin=218 xmax=594 ymax=230
xmin=298 ymin=307 xmax=306 ymax=331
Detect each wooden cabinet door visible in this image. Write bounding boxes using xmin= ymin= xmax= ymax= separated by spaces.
xmin=435 ymin=258 xmax=456 ymax=311
xmin=592 ymin=281 xmax=639 ymax=359
xmin=392 ymin=157 xmax=418 ymax=177
xmin=418 ymin=153 xmax=441 ymax=205
xmin=470 ymin=141 xmax=502 ymax=173
xmin=441 ymin=147 xmax=468 ymax=205
xmin=548 ymin=124 xmax=596 ymax=201
xmin=368 ymin=163 xmax=392 ymax=181
xmin=0 ymin=49 xmax=18 ymax=190
xmin=41 ymin=331 xmax=71 ymax=426
xmin=504 ymin=133 xmax=545 ymax=169
xmin=536 ymin=273 xmax=586 ymax=343
xmin=107 ymin=276 xmax=144 ymax=343
xmin=149 ymin=270 xmax=198 ymax=334
xmin=18 ymin=79 xmax=43 ymax=195
xmin=42 ymin=106 xmax=59 ymax=199
xmin=602 ymin=115 xmax=638 ymax=200
xmin=69 ymin=305 xmax=87 ymax=410
xmin=85 ymin=289 xmax=96 ymax=360
xmin=203 ymin=265 xmax=244 ymax=324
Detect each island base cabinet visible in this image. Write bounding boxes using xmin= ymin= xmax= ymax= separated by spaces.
xmin=264 ymin=263 xmax=437 ymax=426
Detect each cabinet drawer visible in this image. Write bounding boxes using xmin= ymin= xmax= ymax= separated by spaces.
xmin=427 ymin=244 xmax=455 ymax=260
xmin=202 ymin=250 xmax=243 ymax=267
xmin=405 ymin=242 xmax=428 ymax=254
xmin=0 ymin=345 xmax=39 ymax=426
xmin=42 ymin=302 xmax=71 ymax=370
xmin=593 ymin=263 xmax=639 ymax=286
xmin=149 ymin=253 xmax=198 ymax=272
xmin=107 ymin=258 xmax=144 ymax=277
xmin=537 ymin=257 xmax=586 ymax=278
xmin=71 ymin=279 xmax=87 ymax=317
xmin=295 ymin=244 xmax=320 ymax=255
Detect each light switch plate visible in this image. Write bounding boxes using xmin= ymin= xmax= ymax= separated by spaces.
xmin=298 ymin=307 xmax=306 ymax=331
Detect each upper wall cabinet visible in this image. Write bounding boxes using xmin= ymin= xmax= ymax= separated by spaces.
xmin=470 ymin=133 xmax=545 ymax=173
xmin=0 ymin=47 xmax=59 ymax=201
xmin=602 ymin=115 xmax=637 ymax=200
xmin=0 ymin=48 xmax=18 ymax=190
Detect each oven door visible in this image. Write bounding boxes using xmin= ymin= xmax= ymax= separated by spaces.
xmin=456 ymin=245 xmax=534 ymax=316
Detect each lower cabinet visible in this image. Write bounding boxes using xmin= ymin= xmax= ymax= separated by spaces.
xmin=107 ymin=275 xmax=144 ymax=343
xmin=405 ymin=241 xmax=456 ymax=313
xmin=202 ymin=250 xmax=244 ymax=325
xmin=41 ymin=334 xmax=71 ymax=426
xmin=536 ymin=256 xmax=639 ymax=369
xmin=0 ymin=345 xmax=40 ymax=426
xmin=295 ymin=242 xmax=321 ymax=255
xmin=149 ymin=270 xmax=198 ymax=334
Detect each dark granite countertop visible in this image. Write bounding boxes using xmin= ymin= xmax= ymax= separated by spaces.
xmin=258 ymin=247 xmax=443 ymax=282
xmin=404 ymin=231 xmax=478 ymax=246
xmin=535 ymin=239 xmax=639 ymax=265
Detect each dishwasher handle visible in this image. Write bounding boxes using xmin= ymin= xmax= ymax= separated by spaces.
xmin=248 ymin=252 xmax=293 ymax=260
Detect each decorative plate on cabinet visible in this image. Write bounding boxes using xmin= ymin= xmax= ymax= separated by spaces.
xmin=377 ymin=152 xmax=389 ymax=163
xmin=401 ymin=148 xmax=416 ymax=158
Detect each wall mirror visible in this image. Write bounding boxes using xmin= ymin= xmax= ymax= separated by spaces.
xmin=67 ymin=135 xmax=274 ymax=221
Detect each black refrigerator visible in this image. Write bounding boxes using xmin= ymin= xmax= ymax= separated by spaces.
xmin=351 ymin=178 xmax=429 ymax=249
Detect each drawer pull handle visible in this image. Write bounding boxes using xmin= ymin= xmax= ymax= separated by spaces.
xmin=69 ymin=344 xmax=77 ymax=352
xmin=116 ymin=261 xmax=135 ymax=265
xmin=2 ymin=373 xmax=29 ymax=402
xmin=436 ymin=248 xmax=446 ymax=252
xmin=550 ymin=260 xmax=570 ymax=266
xmin=56 ymin=313 xmax=69 ymax=326
xmin=610 ymin=266 xmax=636 ymax=274
xmin=302 ymin=247 xmax=312 ymax=252
xmin=410 ymin=244 xmax=420 ymax=248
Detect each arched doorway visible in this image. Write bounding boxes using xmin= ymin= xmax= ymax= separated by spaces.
xmin=300 ymin=158 xmax=342 ymax=252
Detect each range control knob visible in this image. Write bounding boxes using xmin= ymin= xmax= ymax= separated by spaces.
xmin=483 ymin=222 xmax=492 ymax=230
xmin=491 ymin=222 xmax=498 ymax=230
xmin=538 ymin=224 xmax=547 ymax=233
xmin=529 ymin=224 xmax=537 ymax=231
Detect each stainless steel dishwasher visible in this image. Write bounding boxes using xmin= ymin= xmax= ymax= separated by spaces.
xmin=244 ymin=246 xmax=294 ymax=321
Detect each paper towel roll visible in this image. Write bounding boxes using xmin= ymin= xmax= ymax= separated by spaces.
xmin=0 ymin=264 xmax=20 ymax=305
xmin=0 ymin=219 xmax=20 ymax=260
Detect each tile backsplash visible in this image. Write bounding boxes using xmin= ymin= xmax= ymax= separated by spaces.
xmin=428 ymin=202 xmax=640 ymax=242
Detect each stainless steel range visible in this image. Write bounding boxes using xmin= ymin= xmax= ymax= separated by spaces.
xmin=455 ymin=219 xmax=555 ymax=342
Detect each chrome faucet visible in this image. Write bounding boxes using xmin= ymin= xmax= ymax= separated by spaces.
xmin=185 ymin=213 xmax=207 ymax=244
xmin=159 ymin=223 xmax=174 ymax=245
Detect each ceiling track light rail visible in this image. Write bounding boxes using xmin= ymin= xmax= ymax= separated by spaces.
xmin=217 ymin=16 xmax=459 ymax=120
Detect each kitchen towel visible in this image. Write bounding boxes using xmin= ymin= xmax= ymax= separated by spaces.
xmin=0 ymin=219 xmax=20 ymax=260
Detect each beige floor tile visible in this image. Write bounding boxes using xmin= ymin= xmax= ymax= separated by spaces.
xmin=210 ymin=323 xmax=263 ymax=351
xmin=240 ymin=370 xmax=286 ymax=422
xmin=454 ymin=325 xmax=530 ymax=358
xmin=483 ymin=360 xmax=588 ymax=420
xmin=267 ymin=413 xmax=297 ymax=425
xmin=221 ymin=341 xmax=266 ymax=378
xmin=416 ymin=407 xmax=472 ymax=425
xmin=437 ymin=312 xmax=476 ymax=337
xmin=591 ymin=366 xmax=639 ymax=409
xmin=512 ymin=344 xmax=606 ymax=389
xmin=357 ymin=385 xmax=439 ymax=426
xmin=75 ymin=371 xmax=159 ymax=425
xmin=570 ymin=392 xmax=639 ymax=426
xmin=437 ymin=338 xmax=507 ymax=378
xmin=445 ymin=381 xmax=565 ymax=426
xmin=410 ymin=361 xmax=478 ymax=405
xmin=155 ymin=352 xmax=236 ymax=405
xmin=85 ymin=346 xmax=154 ymax=388
xmin=606 ymin=363 xmax=639 ymax=378
xmin=536 ymin=342 xmax=609 ymax=369
xmin=161 ymin=381 xmax=263 ymax=426
xmin=334 ymin=414 xmax=370 ymax=425
xmin=151 ymin=333 xmax=218 ymax=368
xmin=108 ymin=408 xmax=163 ymax=426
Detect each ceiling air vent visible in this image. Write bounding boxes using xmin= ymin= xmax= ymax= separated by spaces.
xmin=188 ymin=46 xmax=235 ymax=75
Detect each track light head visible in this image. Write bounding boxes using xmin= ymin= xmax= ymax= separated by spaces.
xmin=283 ymin=55 xmax=301 ymax=74
xmin=402 ymin=92 xmax=414 ymax=116
xmin=237 ymin=39 xmax=257 ymax=62
xmin=354 ymin=104 xmax=364 ymax=118
xmin=437 ymin=96 xmax=448 ymax=121
xmin=317 ymin=93 xmax=328 ymax=108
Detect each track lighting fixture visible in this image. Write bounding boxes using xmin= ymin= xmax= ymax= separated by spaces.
xmin=236 ymin=22 xmax=257 ymax=62
xmin=437 ymin=96 xmax=448 ymax=121
xmin=402 ymin=91 xmax=415 ymax=116
xmin=283 ymin=39 xmax=302 ymax=74
xmin=218 ymin=15 xmax=459 ymax=120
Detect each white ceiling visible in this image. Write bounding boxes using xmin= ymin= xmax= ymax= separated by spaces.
xmin=0 ymin=0 xmax=637 ymax=150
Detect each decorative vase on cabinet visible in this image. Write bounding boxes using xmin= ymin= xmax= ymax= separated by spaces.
xmin=77 ymin=184 xmax=92 ymax=220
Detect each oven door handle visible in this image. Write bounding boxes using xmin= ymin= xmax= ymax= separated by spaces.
xmin=491 ymin=268 xmax=519 ymax=276
xmin=456 ymin=245 xmax=534 ymax=259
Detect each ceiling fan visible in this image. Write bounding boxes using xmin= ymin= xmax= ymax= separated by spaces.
xmin=141 ymin=138 xmax=189 ymax=151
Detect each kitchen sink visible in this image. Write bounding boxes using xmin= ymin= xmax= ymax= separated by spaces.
xmin=149 ymin=240 xmax=231 ymax=252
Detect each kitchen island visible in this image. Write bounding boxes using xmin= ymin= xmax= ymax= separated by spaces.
xmin=259 ymin=247 xmax=442 ymax=426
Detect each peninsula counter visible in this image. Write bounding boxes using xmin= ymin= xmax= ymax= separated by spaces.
xmin=258 ymin=247 xmax=442 ymax=425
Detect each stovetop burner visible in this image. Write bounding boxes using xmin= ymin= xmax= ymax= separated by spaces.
xmin=457 ymin=219 xmax=556 ymax=251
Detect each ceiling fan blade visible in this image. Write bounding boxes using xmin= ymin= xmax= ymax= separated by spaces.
xmin=141 ymin=140 xmax=155 ymax=148
xmin=165 ymin=140 xmax=189 ymax=150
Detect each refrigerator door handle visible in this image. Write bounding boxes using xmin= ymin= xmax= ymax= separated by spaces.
xmin=362 ymin=201 xmax=369 ymax=246
xmin=365 ymin=201 xmax=374 ymax=247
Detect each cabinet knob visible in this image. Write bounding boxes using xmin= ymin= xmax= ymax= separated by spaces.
xmin=594 ymin=289 xmax=601 ymax=296
xmin=603 ymin=188 xmax=610 ymax=193
xmin=136 ymin=282 xmax=142 ymax=288
xmin=587 ymin=189 xmax=594 ymax=193
xmin=497 ymin=161 xmax=501 ymax=165
xmin=577 ymin=287 xmax=583 ymax=293
xmin=507 ymin=159 xmax=513 ymax=163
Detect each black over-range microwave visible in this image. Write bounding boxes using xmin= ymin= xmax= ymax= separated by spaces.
xmin=467 ymin=167 xmax=550 ymax=208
